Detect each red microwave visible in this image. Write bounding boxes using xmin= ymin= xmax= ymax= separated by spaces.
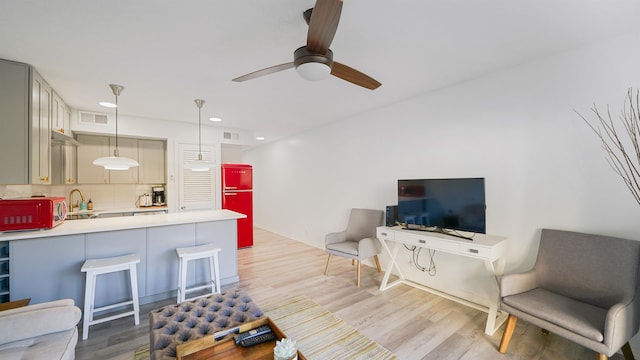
xmin=0 ymin=197 xmax=67 ymax=232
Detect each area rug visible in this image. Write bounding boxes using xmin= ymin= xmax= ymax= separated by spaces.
xmin=134 ymin=295 xmax=397 ymax=360
xmin=263 ymin=295 xmax=398 ymax=360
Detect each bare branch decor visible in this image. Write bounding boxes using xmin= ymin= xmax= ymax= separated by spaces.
xmin=575 ymin=88 xmax=640 ymax=206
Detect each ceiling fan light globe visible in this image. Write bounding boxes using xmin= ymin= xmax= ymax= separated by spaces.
xmin=293 ymin=46 xmax=333 ymax=81
xmin=296 ymin=62 xmax=331 ymax=81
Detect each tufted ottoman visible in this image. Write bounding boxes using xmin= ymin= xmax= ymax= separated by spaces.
xmin=149 ymin=290 xmax=264 ymax=360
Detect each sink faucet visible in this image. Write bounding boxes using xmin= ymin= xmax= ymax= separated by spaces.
xmin=69 ymin=188 xmax=86 ymax=212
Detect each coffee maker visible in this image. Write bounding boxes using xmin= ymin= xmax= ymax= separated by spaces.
xmin=152 ymin=186 xmax=166 ymax=206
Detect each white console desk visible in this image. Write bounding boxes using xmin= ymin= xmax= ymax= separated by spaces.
xmin=376 ymin=226 xmax=508 ymax=335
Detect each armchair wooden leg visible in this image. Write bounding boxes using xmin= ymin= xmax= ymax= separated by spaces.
xmin=324 ymin=254 xmax=332 ymax=275
xmin=373 ymin=255 xmax=382 ymax=272
xmin=498 ymin=314 xmax=518 ymax=353
xmin=597 ymin=354 xmax=608 ymax=360
xmin=622 ymin=342 xmax=634 ymax=360
xmin=356 ymin=261 xmax=361 ymax=287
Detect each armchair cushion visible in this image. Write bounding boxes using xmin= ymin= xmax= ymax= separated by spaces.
xmin=326 ymin=241 xmax=358 ymax=256
xmin=502 ymin=288 xmax=607 ymax=341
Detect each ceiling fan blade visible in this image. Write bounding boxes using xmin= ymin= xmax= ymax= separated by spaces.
xmin=331 ymin=61 xmax=381 ymax=90
xmin=232 ymin=62 xmax=295 ymax=82
xmin=307 ymin=0 xmax=343 ymax=54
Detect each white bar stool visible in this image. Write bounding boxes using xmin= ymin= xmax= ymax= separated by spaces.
xmin=176 ymin=243 xmax=221 ymax=303
xmin=80 ymin=253 xmax=140 ymax=340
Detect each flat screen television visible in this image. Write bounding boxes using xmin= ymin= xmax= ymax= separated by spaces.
xmin=397 ymin=178 xmax=486 ymax=234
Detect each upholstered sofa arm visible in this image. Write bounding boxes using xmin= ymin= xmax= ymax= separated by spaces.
xmin=500 ymin=271 xmax=538 ymax=298
xmin=358 ymin=237 xmax=382 ymax=259
xmin=326 ymin=231 xmax=347 ymax=245
xmin=603 ymin=297 xmax=640 ymax=354
xmin=0 ymin=299 xmax=82 ymax=345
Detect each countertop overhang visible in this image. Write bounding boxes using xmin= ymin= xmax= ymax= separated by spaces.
xmin=0 ymin=209 xmax=246 ymax=241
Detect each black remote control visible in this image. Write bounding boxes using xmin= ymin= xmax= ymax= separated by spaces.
xmin=234 ymin=325 xmax=273 ymax=344
xmin=239 ymin=332 xmax=276 ymax=347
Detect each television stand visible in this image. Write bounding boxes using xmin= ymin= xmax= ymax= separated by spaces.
xmin=401 ymin=226 xmax=474 ymax=241
xmin=376 ymin=225 xmax=508 ymax=336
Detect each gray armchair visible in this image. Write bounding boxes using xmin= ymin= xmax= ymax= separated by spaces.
xmin=498 ymin=229 xmax=640 ymax=360
xmin=0 ymin=299 xmax=82 ymax=360
xmin=324 ymin=208 xmax=384 ymax=287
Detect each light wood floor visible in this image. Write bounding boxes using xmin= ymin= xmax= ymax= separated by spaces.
xmin=75 ymin=227 xmax=621 ymax=360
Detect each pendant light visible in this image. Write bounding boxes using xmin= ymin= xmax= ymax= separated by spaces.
xmin=184 ymin=99 xmax=214 ymax=172
xmin=93 ymin=84 xmax=139 ymax=170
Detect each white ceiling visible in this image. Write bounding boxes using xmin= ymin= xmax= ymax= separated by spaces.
xmin=1 ymin=0 xmax=638 ymax=144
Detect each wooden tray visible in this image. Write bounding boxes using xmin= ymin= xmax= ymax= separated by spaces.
xmin=176 ymin=317 xmax=306 ymax=360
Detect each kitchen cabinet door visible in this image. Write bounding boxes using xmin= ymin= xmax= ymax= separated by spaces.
xmin=86 ymin=229 xmax=147 ymax=306
xmin=31 ymin=71 xmax=51 ymax=184
xmin=64 ymin=143 xmax=77 ymax=184
xmin=10 ymin=235 xmax=85 ymax=305
xmin=108 ymin=137 xmax=139 ymax=184
xmin=77 ymin=134 xmax=109 ymax=183
xmin=146 ymin=224 xmax=195 ymax=296
xmin=0 ymin=60 xmax=29 ymax=184
xmin=52 ymin=142 xmax=77 ymax=185
xmin=52 ymin=91 xmax=64 ymax=134
xmin=138 ymin=139 xmax=165 ymax=184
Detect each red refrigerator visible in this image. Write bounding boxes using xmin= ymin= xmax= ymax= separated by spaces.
xmin=221 ymin=164 xmax=253 ymax=248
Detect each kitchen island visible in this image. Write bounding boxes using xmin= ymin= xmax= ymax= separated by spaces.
xmin=0 ymin=210 xmax=245 ymax=307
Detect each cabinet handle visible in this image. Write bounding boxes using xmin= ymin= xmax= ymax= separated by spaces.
xmin=40 ymin=176 xmax=49 ymax=182
xmin=59 ymin=128 xmax=64 ymax=133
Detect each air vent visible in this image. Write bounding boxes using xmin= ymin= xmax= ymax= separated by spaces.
xmin=223 ymin=132 xmax=239 ymax=141
xmin=79 ymin=111 xmax=109 ymax=125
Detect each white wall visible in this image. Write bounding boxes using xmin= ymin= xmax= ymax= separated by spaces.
xmin=245 ymin=31 xmax=640 ymax=307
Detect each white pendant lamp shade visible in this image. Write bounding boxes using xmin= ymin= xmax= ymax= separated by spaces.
xmin=93 ymin=152 xmax=140 ymax=170
xmin=93 ymin=84 xmax=139 ymax=170
xmin=184 ymin=153 xmax=213 ymax=172
xmin=184 ymin=99 xmax=213 ymax=172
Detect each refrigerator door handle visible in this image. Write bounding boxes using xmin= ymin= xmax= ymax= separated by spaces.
xmin=225 ymin=193 xmax=238 ymax=196
xmin=225 ymin=186 xmax=238 ymax=190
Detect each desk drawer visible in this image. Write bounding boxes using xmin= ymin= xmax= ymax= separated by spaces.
xmin=396 ymin=232 xmax=460 ymax=253
xmin=459 ymin=244 xmax=492 ymax=259
xmin=377 ymin=228 xmax=395 ymax=241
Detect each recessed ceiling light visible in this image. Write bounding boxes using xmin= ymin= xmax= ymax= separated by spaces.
xmin=256 ymin=136 xmax=265 ymax=141
xmin=99 ymin=101 xmax=117 ymax=108
xmin=209 ymin=117 xmax=222 ymax=122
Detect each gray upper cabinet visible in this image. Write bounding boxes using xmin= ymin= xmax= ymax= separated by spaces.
xmin=77 ymin=134 xmax=166 ymax=184
xmin=0 ymin=59 xmax=53 ymax=185
xmin=31 ymin=71 xmax=52 ymax=184
xmin=0 ymin=60 xmax=30 ymax=184
xmin=76 ymin=134 xmax=109 ymax=184
xmin=138 ymin=139 xmax=166 ymax=184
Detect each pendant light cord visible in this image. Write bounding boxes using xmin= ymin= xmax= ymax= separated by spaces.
xmin=114 ymin=92 xmax=119 ymax=156
xmin=194 ymin=99 xmax=205 ymax=161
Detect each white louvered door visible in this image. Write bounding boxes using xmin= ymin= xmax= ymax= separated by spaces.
xmin=178 ymin=143 xmax=216 ymax=211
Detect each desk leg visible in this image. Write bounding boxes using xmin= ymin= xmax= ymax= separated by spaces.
xmin=378 ymin=239 xmax=405 ymax=291
xmin=483 ymin=257 xmax=508 ymax=335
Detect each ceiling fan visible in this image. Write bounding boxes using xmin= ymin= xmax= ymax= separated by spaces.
xmin=232 ymin=0 xmax=381 ymax=90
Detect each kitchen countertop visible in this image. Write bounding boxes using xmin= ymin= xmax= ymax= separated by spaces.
xmin=0 ymin=209 xmax=246 ymax=241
